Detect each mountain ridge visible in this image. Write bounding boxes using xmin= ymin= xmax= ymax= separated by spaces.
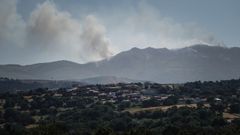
xmin=1 ymin=44 xmax=240 ymax=83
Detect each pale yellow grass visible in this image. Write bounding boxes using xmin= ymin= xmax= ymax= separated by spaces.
xmin=124 ymin=104 xmax=210 ymax=113
xmin=223 ymin=112 xmax=240 ymax=120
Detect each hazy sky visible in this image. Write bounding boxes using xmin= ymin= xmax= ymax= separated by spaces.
xmin=0 ymin=0 xmax=240 ymax=64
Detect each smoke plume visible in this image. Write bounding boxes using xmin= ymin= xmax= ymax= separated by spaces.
xmin=109 ymin=1 xmax=222 ymax=50
xmin=0 ymin=0 xmax=25 ymax=47
xmin=0 ymin=0 xmax=113 ymax=64
xmin=0 ymin=0 xmax=224 ymax=64
xmin=81 ymin=15 xmax=112 ymax=60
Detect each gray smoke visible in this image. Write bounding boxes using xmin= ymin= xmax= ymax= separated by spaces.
xmin=110 ymin=1 xmax=222 ymax=49
xmin=0 ymin=0 xmax=113 ymax=64
xmin=0 ymin=0 xmax=224 ymax=64
xmin=26 ymin=1 xmax=113 ymax=62
xmin=0 ymin=0 xmax=25 ymax=47
xmin=81 ymin=15 xmax=113 ymax=60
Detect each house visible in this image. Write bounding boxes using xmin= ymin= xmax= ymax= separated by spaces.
xmin=53 ymin=93 xmax=63 ymax=97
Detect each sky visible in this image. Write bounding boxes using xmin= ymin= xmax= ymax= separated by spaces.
xmin=0 ymin=0 xmax=240 ymax=65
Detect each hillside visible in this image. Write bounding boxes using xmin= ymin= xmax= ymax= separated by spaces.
xmin=1 ymin=44 xmax=240 ymax=83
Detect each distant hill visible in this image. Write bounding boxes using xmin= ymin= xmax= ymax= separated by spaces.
xmin=78 ymin=76 xmax=141 ymax=84
xmin=1 ymin=44 xmax=240 ymax=83
xmin=0 ymin=78 xmax=82 ymax=92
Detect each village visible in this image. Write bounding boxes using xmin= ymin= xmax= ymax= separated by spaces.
xmin=0 ymin=79 xmax=240 ymax=135
xmin=0 ymin=81 xmax=238 ymax=115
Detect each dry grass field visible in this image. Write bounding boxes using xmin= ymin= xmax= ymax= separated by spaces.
xmin=124 ymin=104 xmax=210 ymax=113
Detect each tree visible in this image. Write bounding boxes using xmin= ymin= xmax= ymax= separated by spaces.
xmin=229 ymin=103 xmax=240 ymax=113
xmin=4 ymin=108 xmax=34 ymax=125
xmin=162 ymin=126 xmax=179 ymax=135
xmin=94 ymin=127 xmax=114 ymax=135
xmin=142 ymin=98 xmax=160 ymax=107
xmin=211 ymin=117 xmax=227 ymax=127
xmin=29 ymin=123 xmax=68 ymax=135
xmin=126 ymin=127 xmax=152 ymax=135
xmin=210 ymin=103 xmax=225 ymax=113
xmin=197 ymin=102 xmax=204 ymax=109
xmin=163 ymin=96 xmax=178 ymax=106
xmin=3 ymin=98 xmax=15 ymax=109
xmin=118 ymin=101 xmax=130 ymax=111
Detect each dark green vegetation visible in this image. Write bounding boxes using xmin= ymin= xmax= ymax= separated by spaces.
xmin=0 ymin=78 xmax=83 ymax=93
xmin=0 ymin=78 xmax=240 ymax=135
